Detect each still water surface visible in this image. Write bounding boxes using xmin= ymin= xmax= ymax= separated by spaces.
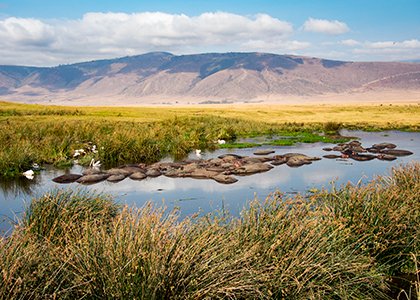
xmin=1 ymin=130 xmax=419 ymax=232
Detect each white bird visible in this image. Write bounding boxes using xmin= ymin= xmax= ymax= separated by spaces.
xmin=195 ymin=149 xmax=202 ymax=157
xmin=217 ymin=139 xmax=226 ymax=144
xmin=23 ymin=170 xmax=34 ymax=180
xmin=89 ymin=159 xmax=101 ymax=167
xmin=73 ymin=149 xmax=85 ymax=159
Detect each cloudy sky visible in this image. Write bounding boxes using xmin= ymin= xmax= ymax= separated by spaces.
xmin=0 ymin=0 xmax=419 ymax=66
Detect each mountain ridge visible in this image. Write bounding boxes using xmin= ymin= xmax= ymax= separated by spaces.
xmin=1 ymin=52 xmax=419 ymax=106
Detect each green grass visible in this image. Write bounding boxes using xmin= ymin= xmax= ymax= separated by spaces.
xmin=263 ymin=140 xmax=297 ymax=146
xmin=219 ymin=142 xmax=261 ymax=148
xmin=1 ymin=162 xmax=420 ymax=299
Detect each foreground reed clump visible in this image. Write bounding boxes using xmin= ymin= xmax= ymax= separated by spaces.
xmin=314 ymin=161 xmax=420 ymax=274
xmin=1 ymin=162 xmax=420 ymax=299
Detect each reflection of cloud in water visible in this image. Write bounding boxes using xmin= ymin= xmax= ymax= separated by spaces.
xmin=301 ymin=165 xmax=346 ymax=188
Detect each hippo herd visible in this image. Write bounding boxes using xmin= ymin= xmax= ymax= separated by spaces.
xmin=322 ymin=141 xmax=413 ymax=161
xmin=52 ymin=141 xmax=413 ymax=185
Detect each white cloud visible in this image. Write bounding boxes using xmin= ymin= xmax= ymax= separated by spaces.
xmin=364 ymin=39 xmax=420 ymax=49
xmin=352 ymin=39 xmax=420 ymax=61
xmin=0 ymin=11 xmax=418 ymax=66
xmin=303 ymin=17 xmax=350 ymax=35
xmin=0 ymin=17 xmax=55 ymax=47
xmin=0 ymin=12 xmax=294 ymax=66
xmin=340 ymin=39 xmax=361 ymax=46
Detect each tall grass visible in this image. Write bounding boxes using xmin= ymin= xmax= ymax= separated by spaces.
xmin=22 ymin=188 xmax=119 ymax=246
xmin=0 ymin=191 xmax=387 ymax=299
xmin=4 ymin=161 xmax=420 ymax=298
xmin=313 ymin=161 xmax=420 ymax=274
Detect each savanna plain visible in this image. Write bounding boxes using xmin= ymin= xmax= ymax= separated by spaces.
xmin=1 ymin=100 xmax=420 ymax=299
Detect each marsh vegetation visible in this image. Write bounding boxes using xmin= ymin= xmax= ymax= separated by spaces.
xmin=1 ymin=162 xmax=419 ymax=299
xmin=0 ymin=101 xmax=419 ymax=177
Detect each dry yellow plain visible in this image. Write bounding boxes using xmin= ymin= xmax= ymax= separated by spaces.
xmin=1 ymin=90 xmax=420 ymax=127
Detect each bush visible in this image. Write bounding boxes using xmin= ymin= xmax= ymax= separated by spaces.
xmin=324 ymin=121 xmax=342 ymax=133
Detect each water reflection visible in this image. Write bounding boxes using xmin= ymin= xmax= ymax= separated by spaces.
xmin=1 ymin=130 xmax=419 ymax=233
xmin=0 ymin=177 xmax=35 ymax=201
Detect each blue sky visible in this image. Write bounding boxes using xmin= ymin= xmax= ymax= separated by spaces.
xmin=0 ymin=0 xmax=419 ymax=66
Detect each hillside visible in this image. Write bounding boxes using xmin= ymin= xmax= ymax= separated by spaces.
xmin=0 ymin=52 xmax=419 ymax=106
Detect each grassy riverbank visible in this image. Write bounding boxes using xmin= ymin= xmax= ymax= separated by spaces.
xmin=1 ymin=101 xmax=419 ymax=176
xmin=1 ymin=162 xmax=419 ymax=299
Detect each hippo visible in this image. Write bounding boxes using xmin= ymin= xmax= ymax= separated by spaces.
xmin=232 ymin=162 xmax=273 ymax=175
xmin=254 ymin=150 xmax=275 ymax=155
xmin=377 ymin=154 xmax=397 ymax=161
xmin=190 ymin=169 xmax=220 ymax=179
xmin=211 ymin=174 xmax=238 ymax=184
xmin=145 ymin=169 xmax=161 ymax=177
xmin=218 ymin=154 xmax=243 ymax=159
xmin=76 ymin=173 xmax=111 ymax=183
xmin=105 ymin=168 xmax=135 ymax=176
xmin=52 ymin=174 xmax=83 ymax=183
xmin=349 ymin=140 xmax=362 ymax=147
xmin=323 ymin=154 xmax=342 ymax=159
xmin=349 ymin=154 xmax=376 ymax=161
xmin=271 ymin=160 xmax=287 ymax=166
xmin=380 ymin=149 xmax=413 ymax=156
xmin=107 ymin=174 xmax=126 ymax=182
xmin=82 ymin=168 xmax=102 ymax=175
xmin=129 ymin=172 xmax=147 ymax=180
xmin=273 ymin=153 xmax=321 ymax=168
xmin=372 ymin=142 xmax=397 ymax=150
